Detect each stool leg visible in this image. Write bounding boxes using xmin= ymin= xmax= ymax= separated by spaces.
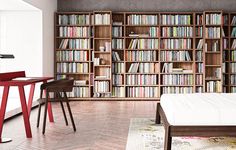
xmin=37 ymin=103 xmax=41 ymax=128
xmin=60 ymin=101 xmax=68 ymax=126
xmin=156 ymin=103 xmax=161 ymax=124
xmin=66 ymin=101 xmax=76 ymax=131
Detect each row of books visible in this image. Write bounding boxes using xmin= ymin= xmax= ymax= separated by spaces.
xmin=223 ymin=39 xmax=228 ymax=49
xmin=196 ymin=63 xmax=203 ymax=73
xmin=127 ymin=15 xmax=158 ymax=25
xmin=67 ymin=87 xmax=89 ymax=98
xmin=232 ymin=87 xmax=236 ymax=93
xmin=126 ymin=75 xmax=157 ymax=85
xmin=57 ymin=63 xmax=89 ymax=73
xmin=196 ymin=27 xmax=203 ymax=37
xmin=56 ymin=51 xmax=88 ymax=61
xmin=196 ymin=87 xmax=203 ymax=93
xmin=98 ymin=42 xmax=111 ymax=52
xmin=58 ymin=14 xmax=90 ymax=25
xmin=205 ymin=40 xmax=220 ymax=51
xmin=128 ymin=39 xmax=159 ymax=49
xmin=161 ymin=39 xmax=192 ymax=49
xmin=112 ymin=87 xmax=125 ymax=97
xmin=231 ymin=51 xmax=236 ymax=61
xmin=94 ymin=58 xmax=103 ymax=66
xmin=160 ymin=50 xmax=191 ymax=61
xmin=149 ymin=27 xmax=159 ymax=37
xmin=112 ymin=39 xmax=123 ymax=49
xmin=128 ymin=63 xmax=159 ymax=73
xmin=231 ymin=63 xmax=236 ymax=73
xmin=59 ymin=39 xmax=90 ymax=49
xmin=112 ymin=74 xmax=123 ymax=85
xmin=112 ymin=27 xmax=123 ymax=37
xmin=196 ymin=14 xmax=203 ymax=25
xmin=196 ymin=75 xmax=203 ymax=85
xmin=94 ymin=81 xmax=110 ymax=92
xmin=161 ymin=15 xmax=191 ymax=25
xmin=231 ymin=27 xmax=236 ymax=37
xmin=206 ymin=81 xmax=222 ymax=92
xmin=196 ymin=51 xmax=203 ymax=61
xmin=59 ymin=27 xmax=90 ymax=37
xmin=162 ymin=27 xmax=193 ymax=37
xmin=162 ymin=74 xmax=194 ymax=85
xmin=230 ymin=75 xmax=236 ymax=84
xmin=126 ymin=50 xmax=157 ymax=61
xmin=94 ymin=14 xmax=110 ymax=25
xmin=162 ymin=87 xmax=193 ymax=94
xmin=112 ymin=51 xmax=122 ymax=61
xmin=205 ymin=14 xmax=221 ymax=25
xmin=205 ymin=27 xmax=221 ymax=38
xmin=127 ymin=87 xmax=159 ymax=97
xmin=112 ymin=63 xmax=124 ymax=73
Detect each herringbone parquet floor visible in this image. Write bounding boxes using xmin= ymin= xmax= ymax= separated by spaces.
xmin=0 ymin=101 xmax=156 ymax=150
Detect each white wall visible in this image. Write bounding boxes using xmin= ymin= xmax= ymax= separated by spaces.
xmin=23 ymin=0 xmax=57 ymax=76
xmin=0 ymin=10 xmax=42 ymax=112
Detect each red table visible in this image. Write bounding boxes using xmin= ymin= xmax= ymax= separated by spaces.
xmin=0 ymin=71 xmax=54 ymax=143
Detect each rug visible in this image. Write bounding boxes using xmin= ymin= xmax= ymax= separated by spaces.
xmin=126 ymin=118 xmax=236 ymax=150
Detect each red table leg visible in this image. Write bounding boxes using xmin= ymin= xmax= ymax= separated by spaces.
xmin=43 ymin=81 xmax=54 ymax=122
xmin=27 ymin=83 xmax=35 ymax=116
xmin=18 ymin=86 xmax=32 ymax=138
xmin=0 ymin=86 xmax=12 ymax=143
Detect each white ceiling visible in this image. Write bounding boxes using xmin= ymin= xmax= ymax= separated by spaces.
xmin=0 ymin=0 xmax=39 ymax=11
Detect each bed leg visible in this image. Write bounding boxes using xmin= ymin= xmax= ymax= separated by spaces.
xmin=155 ymin=102 xmax=160 ymax=124
xmin=164 ymin=126 xmax=172 ymax=150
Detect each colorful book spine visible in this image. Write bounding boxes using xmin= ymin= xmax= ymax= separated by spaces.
xmin=59 ymin=27 xmax=90 ymax=37
xmin=126 ymin=50 xmax=157 ymax=61
xmin=94 ymin=81 xmax=110 ymax=92
xmin=57 ymin=63 xmax=89 ymax=73
xmin=127 ymin=87 xmax=159 ymax=97
xmin=162 ymin=75 xmax=194 ymax=85
xmin=161 ymin=15 xmax=191 ymax=25
xmin=56 ymin=51 xmax=88 ymax=61
xmin=161 ymin=27 xmax=193 ymax=37
xmin=162 ymin=87 xmax=193 ymax=94
xmin=127 ymin=15 xmax=158 ymax=25
xmin=161 ymin=39 xmax=192 ymax=49
xmin=126 ymin=75 xmax=157 ymax=85
xmin=67 ymin=87 xmax=89 ymax=97
xmin=94 ymin=14 xmax=110 ymax=25
xmin=205 ymin=14 xmax=221 ymax=25
xmin=58 ymin=14 xmax=90 ymax=25
xmin=112 ymin=87 xmax=125 ymax=97
xmin=206 ymin=81 xmax=222 ymax=92
xmin=160 ymin=51 xmax=191 ymax=61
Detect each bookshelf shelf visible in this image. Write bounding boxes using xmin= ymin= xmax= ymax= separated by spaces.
xmin=54 ymin=10 xmax=236 ymax=100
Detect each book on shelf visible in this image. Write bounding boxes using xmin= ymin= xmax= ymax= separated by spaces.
xmin=231 ymin=27 xmax=236 ymax=37
xmin=112 ymin=22 xmax=123 ymax=26
xmin=160 ymin=50 xmax=191 ymax=61
xmin=112 ymin=39 xmax=123 ymax=49
xmin=128 ymin=39 xmax=158 ymax=49
xmin=161 ymin=27 xmax=193 ymax=37
xmin=206 ymin=81 xmax=222 ymax=92
xmin=230 ymin=75 xmax=236 ymax=84
xmin=197 ymin=39 xmax=203 ymax=49
xmin=56 ymin=51 xmax=88 ymax=61
xmin=126 ymin=75 xmax=157 ymax=85
xmin=161 ymin=39 xmax=192 ymax=49
xmin=126 ymin=50 xmax=157 ymax=61
xmin=204 ymin=40 xmax=220 ymax=52
xmin=129 ymin=33 xmax=149 ymax=37
xmin=223 ymin=15 xmax=228 ymax=25
xmin=162 ymin=74 xmax=193 ymax=85
xmin=223 ymin=39 xmax=228 ymax=49
xmin=59 ymin=27 xmax=90 ymax=37
xmin=128 ymin=63 xmax=159 ymax=73
xmin=94 ymin=14 xmax=110 ymax=25
xmin=231 ymin=39 xmax=236 ymax=49
xmin=67 ymin=87 xmax=89 ymax=98
xmin=58 ymin=14 xmax=90 ymax=25
xmin=196 ymin=87 xmax=203 ymax=93
xmin=94 ymin=81 xmax=110 ymax=92
xmin=231 ymin=16 xmax=236 ymax=25
xmin=128 ymin=63 xmax=139 ymax=73
xmin=196 ymin=51 xmax=202 ymax=61
xmin=59 ymin=39 xmax=69 ymax=49
xmin=162 ymin=87 xmax=193 ymax=94
xmin=112 ymin=26 xmax=122 ymax=37
xmin=127 ymin=87 xmax=159 ymax=98
xmin=205 ymin=14 xmax=221 ymax=25
xmin=231 ymin=63 xmax=236 ymax=73
xmin=127 ymin=15 xmax=158 ymax=25
xmin=162 ymin=63 xmax=193 ymax=73
xmin=112 ymin=63 xmax=124 ymax=73
xmin=196 ymin=75 xmax=203 ymax=85
xmin=59 ymin=39 xmax=90 ymax=49
xmin=112 ymin=74 xmax=123 ymax=85
xmin=112 ymin=87 xmax=125 ymax=97
xmin=222 ymin=28 xmax=225 ymax=37
xmin=231 ymin=87 xmax=236 ymax=93
xmin=196 ymin=27 xmax=203 ymax=37
xmin=74 ymin=80 xmax=87 ymax=86
xmin=205 ymin=27 xmax=221 ymax=38
xmin=196 ymin=63 xmax=203 ymax=73
xmin=231 ymin=50 xmax=236 ymax=61
xmin=161 ymin=14 xmax=191 ymax=25
xmin=112 ymin=51 xmax=121 ymax=61
xmin=196 ymin=14 xmax=203 ymax=25
xmin=57 ymin=62 xmax=89 ymax=73
xmin=95 ymin=75 xmax=109 ymax=79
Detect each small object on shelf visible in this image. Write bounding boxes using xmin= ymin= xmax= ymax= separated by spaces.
xmin=99 ymin=46 xmax=105 ymax=51
xmin=100 ymin=59 xmax=106 ymax=65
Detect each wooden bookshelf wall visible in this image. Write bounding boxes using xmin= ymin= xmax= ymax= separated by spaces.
xmin=55 ymin=10 xmax=236 ymax=100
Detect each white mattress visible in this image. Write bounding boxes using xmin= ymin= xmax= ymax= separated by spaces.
xmin=160 ymin=93 xmax=236 ymax=125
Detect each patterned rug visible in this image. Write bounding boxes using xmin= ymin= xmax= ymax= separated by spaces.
xmin=126 ymin=118 xmax=236 ymax=150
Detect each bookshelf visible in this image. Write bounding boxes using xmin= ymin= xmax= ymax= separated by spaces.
xmin=55 ymin=10 xmax=236 ymax=100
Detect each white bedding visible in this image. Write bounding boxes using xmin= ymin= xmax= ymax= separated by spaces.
xmin=160 ymin=93 xmax=236 ymax=125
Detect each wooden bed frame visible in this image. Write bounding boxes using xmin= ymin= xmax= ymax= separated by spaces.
xmin=155 ymin=102 xmax=236 ymax=150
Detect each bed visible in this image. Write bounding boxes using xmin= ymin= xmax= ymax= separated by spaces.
xmin=155 ymin=93 xmax=236 ymax=150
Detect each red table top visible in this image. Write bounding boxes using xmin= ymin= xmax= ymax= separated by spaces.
xmin=0 ymin=77 xmax=53 ymax=86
